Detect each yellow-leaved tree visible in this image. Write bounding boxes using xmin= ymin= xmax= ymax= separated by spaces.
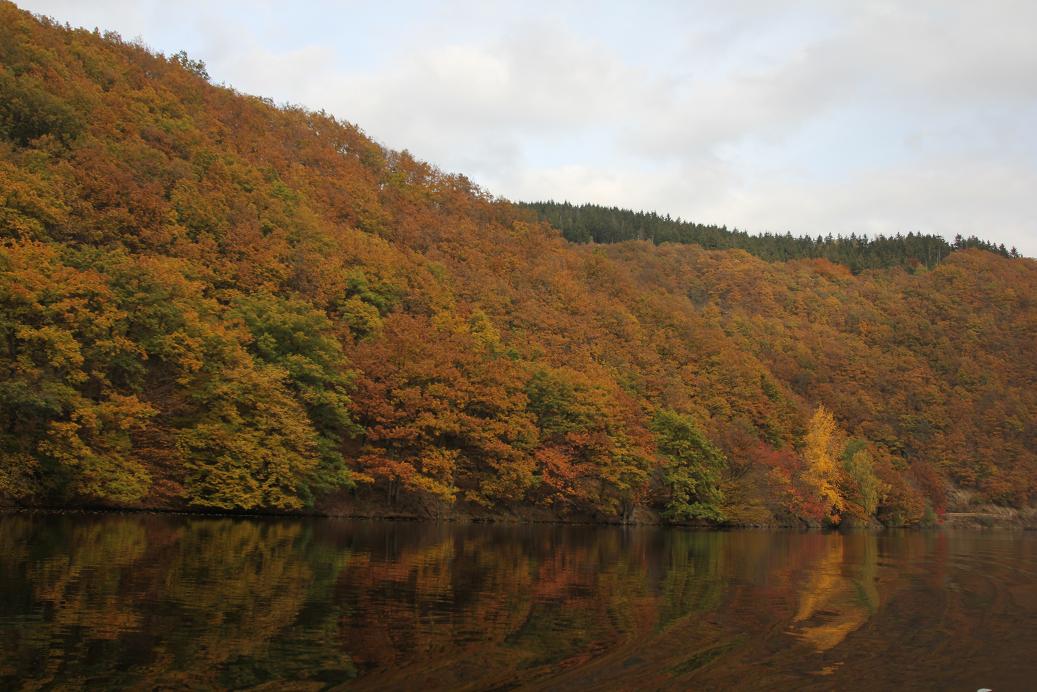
xmin=802 ymin=405 xmax=846 ymax=524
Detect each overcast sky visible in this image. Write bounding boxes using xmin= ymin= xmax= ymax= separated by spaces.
xmin=21 ymin=1 xmax=1037 ymax=256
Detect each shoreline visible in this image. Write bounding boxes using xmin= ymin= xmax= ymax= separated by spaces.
xmin=3 ymin=504 xmax=1034 ymax=530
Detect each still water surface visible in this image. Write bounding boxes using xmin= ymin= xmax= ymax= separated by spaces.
xmin=1 ymin=512 xmax=1035 ymax=690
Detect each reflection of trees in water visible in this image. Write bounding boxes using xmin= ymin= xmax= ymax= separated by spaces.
xmin=0 ymin=516 xmax=151 ymax=689
xmin=155 ymin=519 xmax=356 ymax=688
xmin=788 ymin=532 xmax=879 ymax=653
xmin=0 ymin=518 xmax=740 ymax=689
xmin=333 ymin=526 xmax=750 ymax=689
xmin=335 ymin=526 xmax=670 ymax=686
xmin=0 ymin=515 xmax=356 ymax=689
xmin=3 ymin=517 xmax=1033 ymax=689
xmin=657 ymin=531 xmax=727 ymax=626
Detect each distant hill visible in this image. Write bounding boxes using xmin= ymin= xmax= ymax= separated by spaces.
xmin=1 ymin=1 xmax=1035 ymax=525
xmin=522 ymin=201 xmax=1018 ymax=272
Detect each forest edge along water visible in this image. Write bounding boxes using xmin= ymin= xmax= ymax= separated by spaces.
xmin=2 ymin=510 xmax=1036 ymax=690
xmin=2 ymin=2 xmax=1036 ymax=534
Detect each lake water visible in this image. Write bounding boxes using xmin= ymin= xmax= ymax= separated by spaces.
xmin=1 ymin=513 xmax=1035 ymax=690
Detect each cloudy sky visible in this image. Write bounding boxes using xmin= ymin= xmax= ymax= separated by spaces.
xmin=21 ymin=1 xmax=1037 ymax=255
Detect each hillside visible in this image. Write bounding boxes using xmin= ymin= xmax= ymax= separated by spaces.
xmin=1 ymin=2 xmax=1035 ymax=526
xmin=523 ymin=201 xmax=1018 ymax=272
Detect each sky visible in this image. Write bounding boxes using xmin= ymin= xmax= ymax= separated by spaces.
xmin=19 ymin=1 xmax=1037 ymax=256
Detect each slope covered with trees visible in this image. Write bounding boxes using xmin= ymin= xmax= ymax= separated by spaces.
xmin=523 ymin=201 xmax=1020 ymax=272
xmin=1 ymin=3 xmax=1035 ymax=525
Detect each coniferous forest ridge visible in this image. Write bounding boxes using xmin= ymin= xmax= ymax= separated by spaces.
xmin=2 ymin=3 xmax=1035 ymax=526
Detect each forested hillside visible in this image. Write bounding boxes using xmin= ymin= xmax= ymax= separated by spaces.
xmin=523 ymin=201 xmax=1019 ymax=272
xmin=2 ymin=3 xmax=1035 ymax=525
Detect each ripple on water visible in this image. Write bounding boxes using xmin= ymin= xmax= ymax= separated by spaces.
xmin=1 ymin=515 xmax=1036 ymax=690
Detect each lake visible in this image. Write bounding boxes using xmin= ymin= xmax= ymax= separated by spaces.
xmin=1 ymin=513 xmax=1035 ymax=690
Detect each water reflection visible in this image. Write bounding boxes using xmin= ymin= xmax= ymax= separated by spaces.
xmin=789 ymin=533 xmax=879 ymax=653
xmin=1 ymin=514 xmax=1035 ymax=690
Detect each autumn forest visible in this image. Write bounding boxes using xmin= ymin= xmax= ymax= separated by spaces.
xmin=2 ymin=3 xmax=1036 ymax=527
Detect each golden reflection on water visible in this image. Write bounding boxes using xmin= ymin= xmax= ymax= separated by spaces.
xmin=789 ymin=532 xmax=879 ymax=654
xmin=1 ymin=514 xmax=1035 ymax=690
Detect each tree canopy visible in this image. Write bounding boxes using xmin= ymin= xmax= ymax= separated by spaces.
xmin=522 ymin=201 xmax=1018 ymax=272
xmin=1 ymin=2 xmax=1034 ymax=524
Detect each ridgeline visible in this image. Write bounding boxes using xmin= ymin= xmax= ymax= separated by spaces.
xmin=522 ymin=201 xmax=1018 ymax=272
